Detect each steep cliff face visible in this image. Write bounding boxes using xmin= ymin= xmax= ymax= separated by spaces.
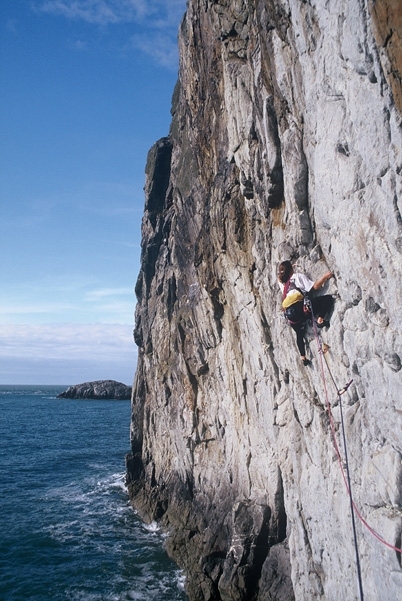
xmin=126 ymin=1 xmax=402 ymax=600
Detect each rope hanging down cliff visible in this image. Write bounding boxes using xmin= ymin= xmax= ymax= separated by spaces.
xmin=277 ymin=263 xmax=402 ymax=559
xmin=308 ymin=300 xmax=402 ymax=601
xmin=309 ymin=300 xmax=364 ymax=601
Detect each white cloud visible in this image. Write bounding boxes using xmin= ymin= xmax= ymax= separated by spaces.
xmin=130 ymin=31 xmax=181 ymax=69
xmin=36 ymin=0 xmax=140 ymax=25
xmin=84 ymin=287 xmax=133 ymax=300
xmin=0 ymin=323 xmax=136 ymax=360
xmin=0 ymin=323 xmax=137 ymax=385
xmin=35 ymin=0 xmax=186 ymax=29
xmin=0 ymin=280 xmax=136 ymax=325
xmin=34 ymin=0 xmax=186 ymax=68
xmin=0 ymin=356 xmax=135 ymax=386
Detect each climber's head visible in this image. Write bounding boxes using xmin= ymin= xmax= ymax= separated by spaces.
xmin=278 ymin=260 xmax=293 ymax=283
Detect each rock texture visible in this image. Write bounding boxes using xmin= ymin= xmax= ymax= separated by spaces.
xmin=58 ymin=380 xmax=131 ymax=400
xmin=126 ymin=1 xmax=402 ymax=600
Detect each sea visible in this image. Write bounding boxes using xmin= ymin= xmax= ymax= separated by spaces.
xmin=0 ymin=385 xmax=188 ymax=601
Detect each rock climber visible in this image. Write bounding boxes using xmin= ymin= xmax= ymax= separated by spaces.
xmin=278 ymin=260 xmax=334 ymax=366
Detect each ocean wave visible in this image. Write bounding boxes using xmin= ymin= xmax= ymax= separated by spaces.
xmin=2 ymin=390 xmax=187 ymax=601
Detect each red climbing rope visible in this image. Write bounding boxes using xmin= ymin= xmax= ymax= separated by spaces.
xmin=309 ymin=313 xmax=364 ymax=601
xmin=309 ymin=310 xmax=402 ymax=559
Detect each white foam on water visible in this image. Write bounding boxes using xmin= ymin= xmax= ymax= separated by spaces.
xmin=143 ymin=521 xmax=160 ymax=533
xmin=176 ymin=570 xmax=186 ymax=590
xmin=126 ymin=591 xmax=147 ymax=600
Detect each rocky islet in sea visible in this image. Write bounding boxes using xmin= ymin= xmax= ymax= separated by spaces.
xmin=58 ymin=380 xmax=132 ymax=400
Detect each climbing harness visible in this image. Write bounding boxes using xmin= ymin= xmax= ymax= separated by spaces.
xmin=308 ymin=305 xmax=402 ymax=601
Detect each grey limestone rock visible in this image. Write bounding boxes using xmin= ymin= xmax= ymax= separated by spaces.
xmin=126 ymin=1 xmax=402 ymax=600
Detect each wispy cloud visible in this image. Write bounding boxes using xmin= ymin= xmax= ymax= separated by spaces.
xmin=2 ymin=179 xmax=144 ymax=232
xmin=84 ymin=287 xmax=133 ymax=301
xmin=74 ymin=180 xmax=145 ymax=216
xmin=34 ymin=0 xmax=187 ymax=68
xmin=6 ymin=18 xmax=19 ymax=34
xmin=130 ymin=31 xmax=181 ymax=69
xmin=0 ymin=323 xmax=136 ymax=360
xmin=36 ymin=0 xmax=185 ymax=26
xmin=0 ymin=323 xmax=137 ymax=384
xmin=0 ymin=280 xmax=135 ymax=325
xmin=36 ymin=0 xmax=145 ymax=25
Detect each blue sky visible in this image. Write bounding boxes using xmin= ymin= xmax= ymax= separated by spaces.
xmin=0 ymin=0 xmax=187 ymax=385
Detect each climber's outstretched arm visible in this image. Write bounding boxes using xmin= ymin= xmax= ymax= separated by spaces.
xmin=313 ymin=271 xmax=333 ymax=290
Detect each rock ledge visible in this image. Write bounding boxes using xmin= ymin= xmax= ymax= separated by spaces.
xmin=57 ymin=380 xmax=132 ymax=400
